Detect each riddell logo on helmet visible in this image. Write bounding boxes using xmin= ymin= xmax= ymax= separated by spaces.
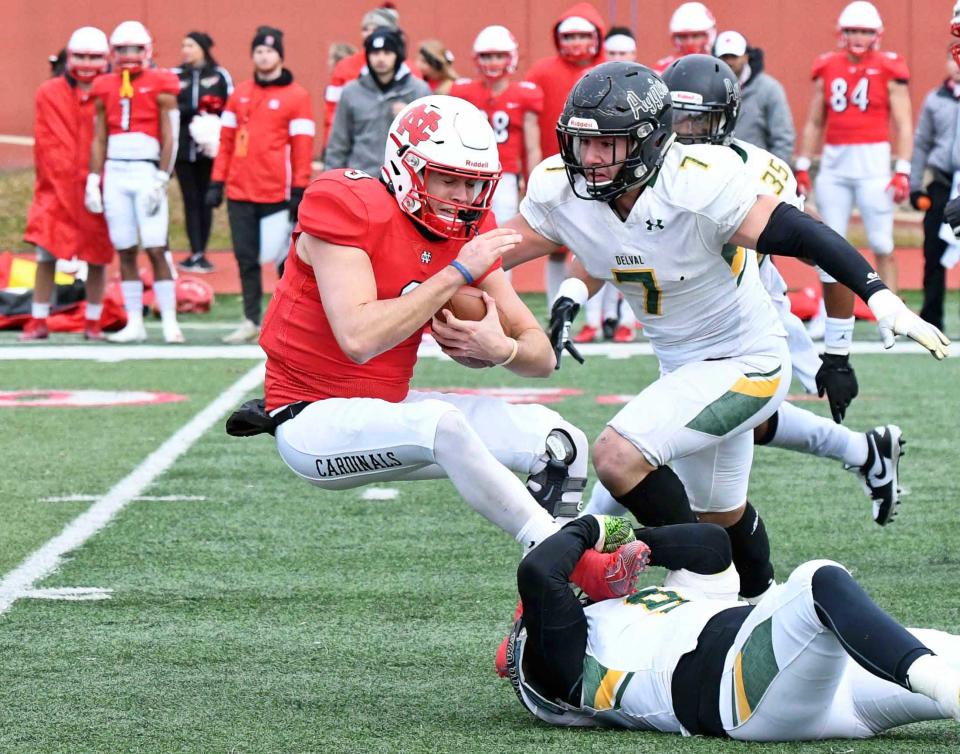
xmin=465 ymin=159 xmax=489 ymax=168
xmin=567 ymin=116 xmax=599 ymax=130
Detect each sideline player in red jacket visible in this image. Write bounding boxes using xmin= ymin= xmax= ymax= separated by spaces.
xmin=449 ymin=26 xmax=543 ymax=226
xmin=207 ymin=26 xmax=315 ymax=345
xmin=21 ymin=27 xmax=114 ymax=342
xmin=525 ymin=3 xmax=606 ymax=305
xmin=797 ymin=1 xmax=913 ymax=303
xmin=253 ymin=95 xmax=588 ymax=553
xmin=87 ymin=21 xmax=182 ymax=344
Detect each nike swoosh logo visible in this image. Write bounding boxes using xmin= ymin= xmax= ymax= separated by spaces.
xmin=869 ymin=441 xmax=892 ymax=489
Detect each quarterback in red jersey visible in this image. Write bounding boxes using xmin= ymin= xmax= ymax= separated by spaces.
xmin=652 ymin=2 xmax=717 ymax=74
xmin=449 ymin=25 xmax=544 ymax=225
xmin=253 ymin=95 xmax=589 ymax=551
xmin=87 ymin=21 xmax=183 ymax=343
xmin=20 ymin=26 xmax=114 ymax=342
xmin=797 ymin=1 xmax=913 ymax=297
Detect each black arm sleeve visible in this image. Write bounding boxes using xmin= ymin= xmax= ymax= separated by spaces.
xmin=635 ymin=523 xmax=732 ymax=575
xmin=755 ymin=203 xmax=888 ymax=302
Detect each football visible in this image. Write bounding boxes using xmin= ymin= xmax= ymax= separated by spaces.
xmin=437 ymin=286 xmax=511 ymax=332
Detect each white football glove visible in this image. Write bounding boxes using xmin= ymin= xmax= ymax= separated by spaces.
xmin=867 ymin=289 xmax=951 ymax=360
xmin=84 ymin=173 xmax=103 ymax=214
xmin=145 ymin=170 xmax=170 ymax=217
xmin=188 ymin=113 xmax=222 ymax=159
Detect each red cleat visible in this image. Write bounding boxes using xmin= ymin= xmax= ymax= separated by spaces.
xmin=612 ymin=324 xmax=635 ymax=343
xmin=84 ymin=322 xmax=105 ymax=341
xmin=573 ymin=325 xmax=598 ymax=344
xmin=571 ymin=540 xmax=651 ymax=601
xmin=18 ymin=318 xmax=49 ymax=342
xmin=495 ymin=599 xmax=524 ymax=677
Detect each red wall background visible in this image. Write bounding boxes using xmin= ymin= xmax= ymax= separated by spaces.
xmin=3 ymin=0 xmax=952 ymax=144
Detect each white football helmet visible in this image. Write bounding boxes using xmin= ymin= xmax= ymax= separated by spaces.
xmin=110 ymin=20 xmax=153 ymax=72
xmin=556 ymin=16 xmax=599 ymax=63
xmin=837 ymin=1 xmax=883 ymax=55
xmin=66 ymin=26 xmax=109 ymax=82
xmin=473 ymin=25 xmax=519 ymax=79
xmin=669 ymin=2 xmax=716 ymax=54
xmin=382 ymin=95 xmax=502 ymax=240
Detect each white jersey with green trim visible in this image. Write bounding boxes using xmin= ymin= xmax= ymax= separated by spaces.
xmin=521 ymin=143 xmax=785 ymax=373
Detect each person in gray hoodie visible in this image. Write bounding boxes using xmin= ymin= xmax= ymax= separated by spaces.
xmin=325 ymin=27 xmax=430 ymax=176
xmin=713 ymin=30 xmax=794 ymax=164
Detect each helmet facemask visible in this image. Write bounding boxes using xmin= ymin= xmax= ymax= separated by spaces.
xmin=67 ymin=51 xmax=108 ymax=82
xmin=476 ymin=52 xmax=514 ymax=80
xmin=558 ymin=31 xmax=598 ymax=64
xmin=390 ymin=140 xmax=501 ymax=240
xmin=557 ymin=121 xmax=674 ymax=201
xmin=840 ymin=27 xmax=880 ymax=57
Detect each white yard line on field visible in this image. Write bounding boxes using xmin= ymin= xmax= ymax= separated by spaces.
xmin=0 ymin=339 xmax=942 ymax=362
xmin=0 ymin=362 xmax=265 ymax=618
xmin=39 ymin=494 xmax=208 ymax=503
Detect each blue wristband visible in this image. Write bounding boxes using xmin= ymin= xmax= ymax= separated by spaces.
xmin=449 ymin=260 xmax=474 ymax=285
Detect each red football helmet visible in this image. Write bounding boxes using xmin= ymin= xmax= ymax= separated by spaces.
xmin=669 ymin=2 xmax=716 ymax=55
xmin=65 ymin=26 xmax=109 ymax=82
xmin=382 ymin=95 xmax=502 ymax=240
xmin=837 ymin=2 xmax=883 ymax=56
xmin=110 ymin=21 xmax=153 ymax=73
xmin=473 ymin=25 xmax=519 ymax=79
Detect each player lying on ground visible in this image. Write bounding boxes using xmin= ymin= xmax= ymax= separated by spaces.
xmin=506 ymin=515 xmax=960 ymax=740
xmin=227 ymin=95 xmax=590 ymax=555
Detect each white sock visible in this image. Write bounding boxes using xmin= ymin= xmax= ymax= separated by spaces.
xmin=584 ymin=292 xmax=602 ymax=328
xmin=906 ymin=654 xmax=960 ymax=720
xmin=545 ymin=257 xmax=566 ymax=306
xmin=433 ymin=410 xmax=559 ymax=549
xmin=31 ymin=302 xmax=50 ymax=319
xmin=120 ymin=280 xmax=143 ymax=318
xmin=581 ymin=480 xmax=628 ymax=516
xmin=85 ymin=303 xmax=102 ymax=322
xmin=154 ymin=280 xmax=177 ymax=322
xmin=768 ymin=402 xmax=868 ymax=467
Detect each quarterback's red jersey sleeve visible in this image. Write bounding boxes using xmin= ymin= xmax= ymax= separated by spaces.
xmin=288 ymin=87 xmax=315 ymax=189
xmin=211 ymin=90 xmax=237 ymax=183
xmin=881 ymin=52 xmax=910 ymax=82
xmin=520 ymin=81 xmax=544 ymax=113
xmin=296 ymin=177 xmax=372 ymax=250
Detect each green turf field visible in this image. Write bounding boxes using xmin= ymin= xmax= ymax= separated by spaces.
xmin=1 ymin=297 xmax=959 ymax=753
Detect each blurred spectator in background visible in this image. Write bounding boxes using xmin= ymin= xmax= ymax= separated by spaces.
xmin=796 ymin=0 xmax=911 ymax=314
xmin=653 ymin=2 xmax=716 ymax=72
xmin=604 ymin=26 xmax=637 ymax=62
xmin=325 ymin=27 xmax=430 ymax=176
xmin=87 ymin=20 xmax=183 ymax=344
xmin=526 ymin=3 xmax=606 ymax=305
xmin=328 ymin=42 xmax=356 ymax=71
xmin=21 ymin=27 xmax=114 ymax=342
xmin=417 ymin=39 xmax=459 ymax=94
xmin=323 ymin=4 xmax=400 ymax=144
xmin=910 ymin=44 xmax=960 ymax=332
xmin=714 ymin=30 xmax=794 ymax=163
xmin=48 ymin=48 xmax=67 ymax=77
xmin=207 ymin=26 xmax=315 ymax=344
xmin=173 ymin=31 xmax=233 ymax=274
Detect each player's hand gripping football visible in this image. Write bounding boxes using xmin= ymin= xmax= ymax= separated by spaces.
xmin=454 ymin=227 xmax=523 ymax=281
xmin=432 ymin=291 xmax=510 ymax=367
xmin=868 ymin=289 xmax=950 ymax=360
xmin=815 ymin=353 xmax=859 ymax=423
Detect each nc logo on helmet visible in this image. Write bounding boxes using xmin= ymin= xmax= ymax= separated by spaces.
xmin=396 ymin=104 xmax=442 ymax=146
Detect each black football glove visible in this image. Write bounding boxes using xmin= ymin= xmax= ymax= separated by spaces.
xmin=288 ymin=186 xmax=305 ymax=223
xmin=205 ymin=181 xmax=224 ymax=208
xmin=548 ymin=296 xmax=584 ymax=370
xmin=815 ymin=353 xmax=859 ymax=423
xmin=944 ymin=195 xmax=960 ymax=239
